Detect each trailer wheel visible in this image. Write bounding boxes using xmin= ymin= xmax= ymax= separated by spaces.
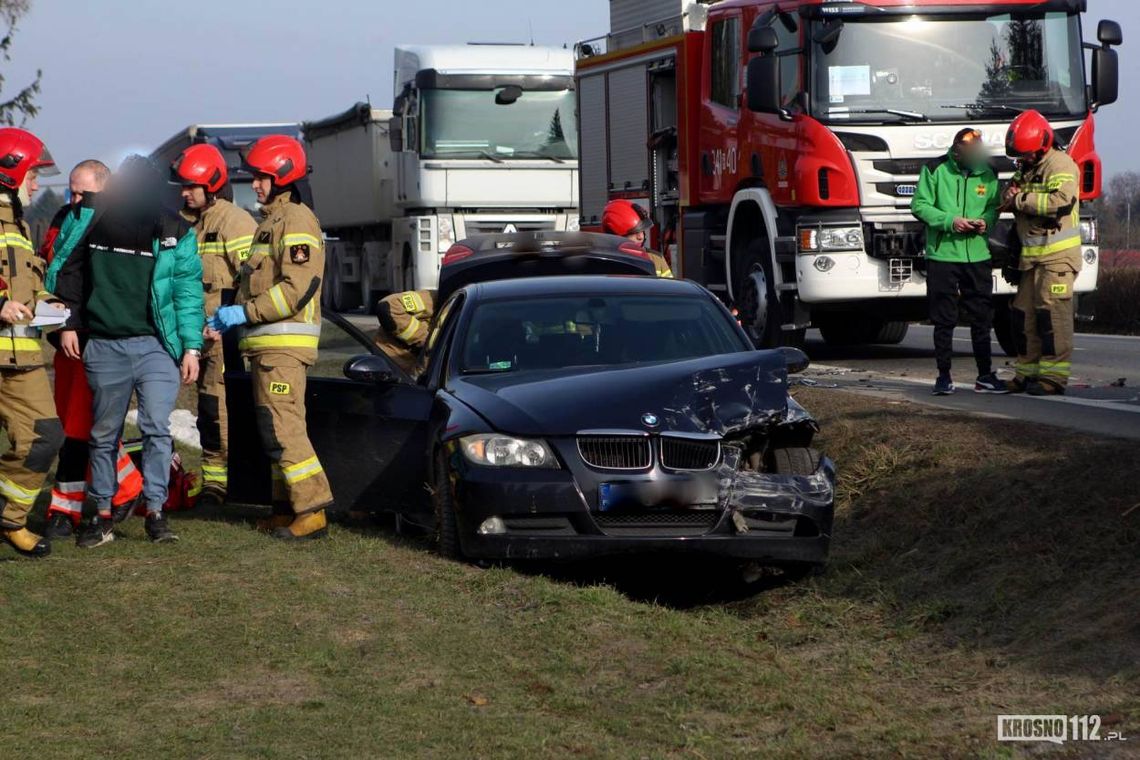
xmin=735 ymin=238 xmax=780 ymax=348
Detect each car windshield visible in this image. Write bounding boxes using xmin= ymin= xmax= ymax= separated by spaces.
xmin=810 ymin=12 xmax=1086 ymax=123
xmin=421 ymin=88 xmax=578 ymax=160
xmin=459 ymin=294 xmax=746 ymax=374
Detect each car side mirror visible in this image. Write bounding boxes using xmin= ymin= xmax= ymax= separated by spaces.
xmin=1091 ymin=46 xmax=1119 ymax=108
xmin=746 ymin=55 xmax=782 ymax=115
xmin=344 ymin=354 xmax=397 ymax=384
xmin=778 ymin=346 xmax=810 ymax=375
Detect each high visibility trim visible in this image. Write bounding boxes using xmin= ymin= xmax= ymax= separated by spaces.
xmin=239 ymin=334 xmax=320 ymax=351
xmin=1021 ymin=229 xmax=1080 ymax=249
xmin=123 ymin=441 xmax=143 ymax=454
xmin=0 ymin=232 xmax=34 ymax=252
xmin=249 ymin=244 xmax=272 ymax=258
xmin=283 ymin=455 xmax=324 ymax=484
xmin=657 ymin=267 xmax=674 ymax=278
xmin=187 ymin=482 xmax=202 ymax=498
xmin=0 ymin=477 xmax=39 ymax=507
xmin=3 ymin=324 xmax=41 ymax=338
xmin=228 ymin=235 xmax=254 ymax=249
xmin=397 ymin=315 xmax=422 ymax=343
xmin=282 ymin=233 xmax=321 ymax=249
xmin=1022 ymin=238 xmax=1081 ymax=257
xmin=243 ymin=322 xmax=322 ymax=338
xmin=0 ymin=336 xmax=41 ymax=352
xmin=201 ymin=465 xmax=228 ymax=485
xmin=268 ymin=284 xmax=291 ymax=318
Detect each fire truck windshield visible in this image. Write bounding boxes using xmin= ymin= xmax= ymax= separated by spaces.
xmin=808 ymin=12 xmax=1086 ymax=124
xmin=420 ymin=89 xmax=578 ymax=161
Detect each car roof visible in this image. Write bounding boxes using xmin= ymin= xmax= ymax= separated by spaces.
xmin=437 ymin=231 xmax=659 ymax=301
xmin=462 ymin=275 xmax=706 ymax=301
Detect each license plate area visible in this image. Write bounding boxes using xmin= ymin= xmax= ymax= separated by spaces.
xmin=597 ymin=480 xmax=718 ymax=513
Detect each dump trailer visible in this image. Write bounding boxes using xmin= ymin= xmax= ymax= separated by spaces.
xmin=150 ymin=122 xmax=301 ymax=217
xmin=304 ymin=44 xmax=581 ymax=312
xmin=576 ymin=0 xmax=1120 ymax=351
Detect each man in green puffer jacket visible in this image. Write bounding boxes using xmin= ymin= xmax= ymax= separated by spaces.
xmin=54 ymin=156 xmax=204 ymax=548
xmin=911 ymin=127 xmax=1008 ymax=396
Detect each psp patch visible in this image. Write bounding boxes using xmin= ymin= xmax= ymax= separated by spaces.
xmin=290 ymin=244 xmax=310 ymax=264
xmin=269 ymin=382 xmax=291 ymax=395
xmin=1051 ymin=283 xmax=1068 ymax=295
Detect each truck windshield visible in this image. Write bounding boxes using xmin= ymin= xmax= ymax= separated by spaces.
xmin=420 ymin=89 xmax=578 ymax=160
xmin=809 ymin=12 xmax=1086 ymax=123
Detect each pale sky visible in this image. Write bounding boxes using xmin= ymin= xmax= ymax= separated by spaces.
xmin=4 ymin=0 xmax=1136 ymax=183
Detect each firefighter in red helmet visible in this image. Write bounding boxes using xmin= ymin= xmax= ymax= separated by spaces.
xmin=208 ymin=135 xmax=333 ymax=540
xmin=1001 ymin=110 xmax=1081 ymax=395
xmin=602 ymin=199 xmax=674 ymax=278
xmin=0 ymin=128 xmax=66 ymax=557
xmin=171 ymin=143 xmax=256 ymax=505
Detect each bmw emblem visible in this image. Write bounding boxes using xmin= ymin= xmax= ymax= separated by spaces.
xmin=641 ymin=413 xmax=659 ymax=428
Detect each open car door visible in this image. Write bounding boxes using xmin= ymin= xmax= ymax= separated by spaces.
xmin=224 ymin=313 xmax=433 ymax=516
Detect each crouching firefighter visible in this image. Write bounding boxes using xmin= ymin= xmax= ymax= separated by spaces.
xmin=602 ymin=199 xmax=674 ymax=278
xmin=171 ymin=144 xmax=256 ymax=505
xmin=0 ymin=128 xmax=66 ymax=557
xmin=374 ymin=289 xmax=434 ymax=376
xmin=208 ymin=135 xmax=332 ymax=540
xmin=1002 ymin=110 xmax=1082 ymax=396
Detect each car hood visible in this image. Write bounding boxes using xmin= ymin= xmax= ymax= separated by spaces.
xmin=448 ymin=351 xmax=789 ymax=437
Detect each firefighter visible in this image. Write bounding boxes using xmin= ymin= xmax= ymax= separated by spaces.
xmin=602 ymin=199 xmax=674 ymax=278
xmin=374 ymin=289 xmax=435 ymax=376
xmin=0 ymin=128 xmax=66 ymax=557
xmin=42 ymin=160 xmax=145 ymax=539
xmin=208 ymin=135 xmax=333 ymax=540
xmin=171 ymin=144 xmax=256 ymax=505
xmin=1002 ymin=110 xmax=1082 ymax=396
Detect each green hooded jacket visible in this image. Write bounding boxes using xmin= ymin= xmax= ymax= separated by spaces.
xmin=910 ymin=151 xmax=999 ymax=264
xmin=47 ymin=197 xmax=204 ymax=361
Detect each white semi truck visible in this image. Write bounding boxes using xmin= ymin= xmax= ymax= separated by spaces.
xmin=305 ymin=44 xmax=581 ymax=311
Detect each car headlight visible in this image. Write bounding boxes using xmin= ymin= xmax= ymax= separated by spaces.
xmin=1079 ymin=218 xmax=1098 ymax=245
xmin=460 ymin=434 xmax=559 ymax=468
xmin=798 ymin=226 xmax=863 ymax=252
xmin=437 ymin=214 xmax=455 ymax=253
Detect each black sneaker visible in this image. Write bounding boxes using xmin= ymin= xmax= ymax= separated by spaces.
xmin=974 ymin=373 xmax=1010 ymax=394
xmin=932 ymin=375 xmax=955 ymax=396
xmin=111 ymin=494 xmax=143 ymax=524
xmin=76 ymin=517 xmax=115 ymax=549
xmin=45 ymin=512 xmax=75 ymax=540
xmin=145 ymin=513 xmax=179 ymax=543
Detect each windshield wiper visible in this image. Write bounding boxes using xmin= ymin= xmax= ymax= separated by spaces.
xmin=510 ymin=150 xmax=566 ymax=164
xmin=829 ymin=108 xmax=929 ymax=122
xmin=942 ymin=102 xmax=1025 ymax=115
xmin=475 ymin=150 xmax=505 ymax=164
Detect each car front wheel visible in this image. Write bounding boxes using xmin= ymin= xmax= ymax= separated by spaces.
xmin=433 ymin=449 xmax=462 ymax=560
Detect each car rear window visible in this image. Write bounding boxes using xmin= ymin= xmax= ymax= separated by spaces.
xmin=459 ymin=294 xmax=746 ymax=373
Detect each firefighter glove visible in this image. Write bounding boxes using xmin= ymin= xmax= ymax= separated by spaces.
xmin=208 ymin=305 xmax=248 ymax=333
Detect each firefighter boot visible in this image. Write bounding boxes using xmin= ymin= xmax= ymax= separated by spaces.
xmin=272 ymin=510 xmax=328 ymax=541
xmin=2 ymin=526 xmax=51 ymax=558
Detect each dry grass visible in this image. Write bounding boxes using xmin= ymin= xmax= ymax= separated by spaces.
xmin=0 ymin=388 xmax=1134 ymax=758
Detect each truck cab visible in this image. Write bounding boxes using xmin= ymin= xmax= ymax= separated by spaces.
xmin=308 ymin=44 xmax=581 ymax=312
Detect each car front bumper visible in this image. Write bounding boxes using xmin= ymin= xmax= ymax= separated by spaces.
xmin=451 ymin=461 xmax=835 ymax=563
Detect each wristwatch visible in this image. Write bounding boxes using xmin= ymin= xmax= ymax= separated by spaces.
xmin=185 ymin=349 xmax=202 ymax=357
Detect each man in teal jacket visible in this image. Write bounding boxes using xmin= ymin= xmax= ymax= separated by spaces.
xmin=54 ymin=156 xmax=204 ymax=547
xmin=911 ymin=128 xmax=1008 ymax=395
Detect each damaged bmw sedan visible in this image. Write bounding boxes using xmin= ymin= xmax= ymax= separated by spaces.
xmin=364 ymin=274 xmax=835 ymax=568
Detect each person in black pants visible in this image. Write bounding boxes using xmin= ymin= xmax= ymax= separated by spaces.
xmin=912 ymin=128 xmax=1009 ymax=395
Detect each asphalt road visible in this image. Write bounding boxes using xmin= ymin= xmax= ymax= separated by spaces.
xmin=800 ymin=325 xmax=1140 ymax=441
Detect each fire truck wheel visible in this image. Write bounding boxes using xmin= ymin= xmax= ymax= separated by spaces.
xmin=735 ymin=239 xmax=780 ymax=348
xmin=991 ymin=296 xmax=1017 ymax=357
xmin=873 ymin=321 xmax=909 ymax=345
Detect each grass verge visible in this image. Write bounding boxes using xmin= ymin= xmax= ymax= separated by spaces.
xmin=0 ymin=388 xmax=1135 ymax=758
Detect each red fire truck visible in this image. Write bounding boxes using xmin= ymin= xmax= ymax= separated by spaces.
xmin=575 ymin=0 xmax=1121 ymax=350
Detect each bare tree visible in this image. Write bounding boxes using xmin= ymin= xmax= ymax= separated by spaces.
xmin=1107 ymin=171 xmax=1140 ymax=252
xmin=0 ymin=0 xmax=40 ymax=126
